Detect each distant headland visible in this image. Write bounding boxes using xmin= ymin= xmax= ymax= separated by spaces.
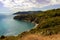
xmin=0 ymin=8 xmax=60 ymax=40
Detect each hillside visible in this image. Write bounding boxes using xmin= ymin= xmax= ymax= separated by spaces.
xmin=14 ymin=8 xmax=60 ymax=35
xmin=0 ymin=8 xmax=60 ymax=40
xmin=13 ymin=11 xmax=42 ymax=15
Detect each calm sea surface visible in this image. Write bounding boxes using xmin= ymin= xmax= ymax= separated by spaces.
xmin=0 ymin=15 xmax=35 ymax=36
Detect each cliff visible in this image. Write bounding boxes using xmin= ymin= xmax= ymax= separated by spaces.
xmin=0 ymin=8 xmax=60 ymax=40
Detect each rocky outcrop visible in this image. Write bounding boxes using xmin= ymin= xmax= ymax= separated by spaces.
xmin=0 ymin=8 xmax=60 ymax=40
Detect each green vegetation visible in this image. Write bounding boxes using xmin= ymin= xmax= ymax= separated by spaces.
xmin=0 ymin=8 xmax=60 ymax=40
xmin=14 ymin=8 xmax=60 ymax=36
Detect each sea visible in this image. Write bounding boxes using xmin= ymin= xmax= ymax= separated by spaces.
xmin=0 ymin=14 xmax=35 ymax=36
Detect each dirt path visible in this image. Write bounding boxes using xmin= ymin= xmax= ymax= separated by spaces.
xmin=19 ymin=34 xmax=60 ymax=40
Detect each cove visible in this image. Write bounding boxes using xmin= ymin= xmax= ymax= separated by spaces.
xmin=0 ymin=15 xmax=35 ymax=36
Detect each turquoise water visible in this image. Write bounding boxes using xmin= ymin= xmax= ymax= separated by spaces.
xmin=0 ymin=15 xmax=35 ymax=36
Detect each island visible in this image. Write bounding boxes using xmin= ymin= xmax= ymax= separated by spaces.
xmin=0 ymin=8 xmax=60 ymax=40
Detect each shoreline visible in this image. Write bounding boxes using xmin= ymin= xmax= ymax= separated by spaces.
xmin=24 ymin=20 xmax=39 ymax=28
xmin=22 ymin=20 xmax=39 ymax=32
xmin=33 ymin=24 xmax=39 ymax=28
xmin=31 ymin=21 xmax=39 ymax=28
xmin=26 ymin=23 xmax=39 ymax=32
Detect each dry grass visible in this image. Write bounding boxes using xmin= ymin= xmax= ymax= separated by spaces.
xmin=19 ymin=34 xmax=60 ymax=40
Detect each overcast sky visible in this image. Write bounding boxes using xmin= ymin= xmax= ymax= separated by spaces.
xmin=0 ymin=0 xmax=60 ymax=15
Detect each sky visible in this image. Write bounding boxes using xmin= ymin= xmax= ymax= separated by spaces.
xmin=0 ymin=0 xmax=60 ymax=15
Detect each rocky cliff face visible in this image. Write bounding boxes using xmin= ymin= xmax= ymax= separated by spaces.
xmin=0 ymin=8 xmax=60 ymax=40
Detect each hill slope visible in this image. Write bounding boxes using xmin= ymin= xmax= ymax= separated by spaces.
xmin=0 ymin=8 xmax=60 ymax=40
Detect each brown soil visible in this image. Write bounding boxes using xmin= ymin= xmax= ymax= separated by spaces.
xmin=18 ymin=34 xmax=60 ymax=40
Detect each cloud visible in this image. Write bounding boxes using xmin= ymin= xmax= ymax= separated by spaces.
xmin=0 ymin=0 xmax=60 ymax=12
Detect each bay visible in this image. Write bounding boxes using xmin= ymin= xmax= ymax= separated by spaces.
xmin=0 ymin=15 xmax=35 ymax=36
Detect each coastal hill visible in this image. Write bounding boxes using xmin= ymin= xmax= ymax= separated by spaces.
xmin=0 ymin=8 xmax=60 ymax=40
xmin=13 ymin=11 xmax=42 ymax=15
